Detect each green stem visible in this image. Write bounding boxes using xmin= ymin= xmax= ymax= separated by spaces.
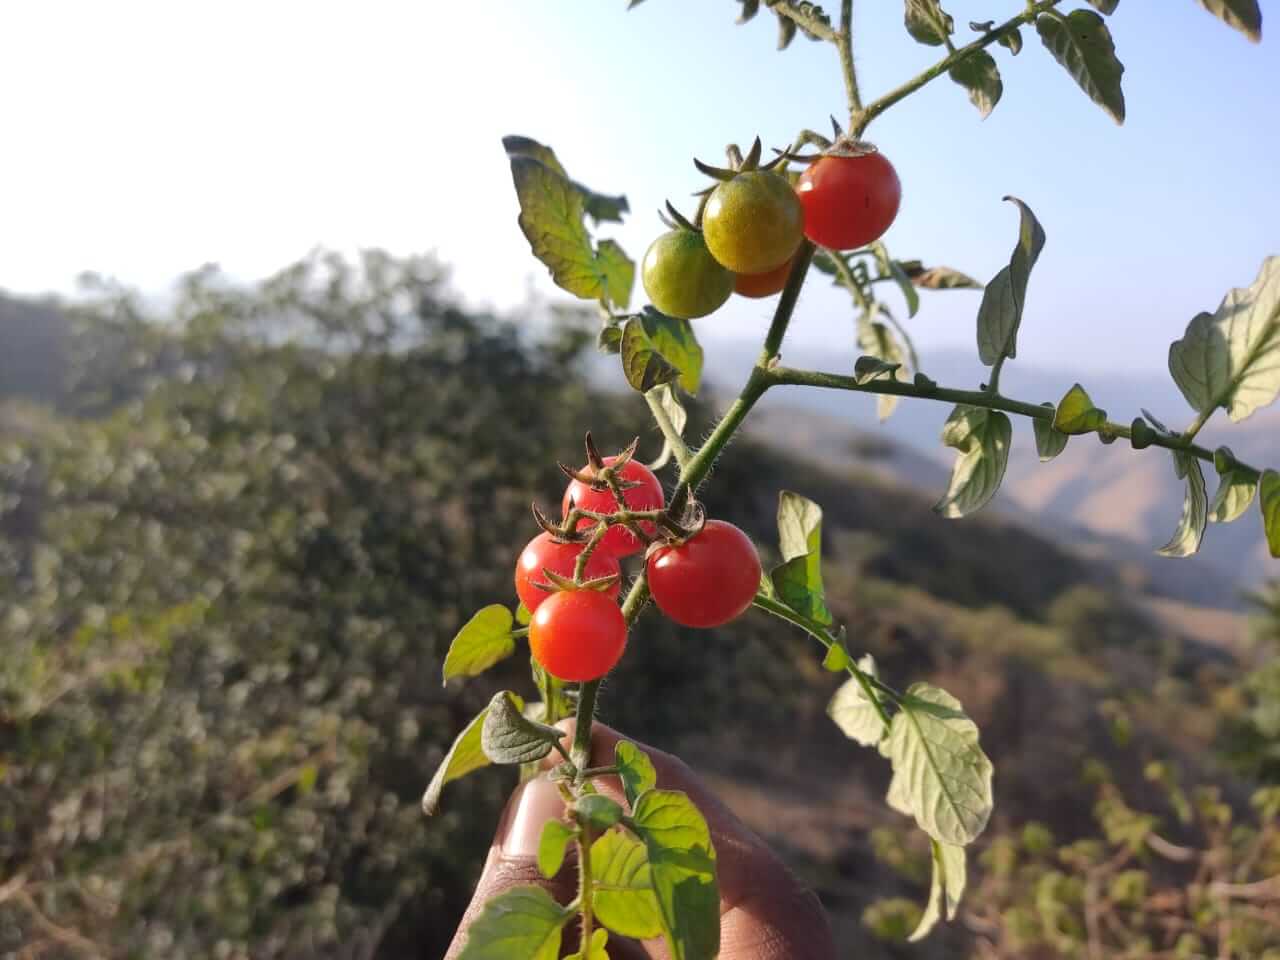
xmin=987 ymin=354 xmax=1007 ymax=396
xmin=837 ymin=0 xmax=862 ymax=117
xmin=1183 ymin=407 xmax=1214 ymax=443
xmin=644 ymin=388 xmax=693 ymax=471
xmin=577 ymin=825 xmax=595 ymax=950
xmin=762 ymin=240 xmax=816 ymax=363
xmin=764 ymin=365 xmax=1264 ymax=481
xmin=752 ymin=594 xmax=895 ymax=728
xmin=853 ymin=0 xmax=1062 ymax=137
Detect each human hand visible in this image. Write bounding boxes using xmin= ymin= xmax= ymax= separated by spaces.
xmin=445 ymin=719 xmax=837 ymax=959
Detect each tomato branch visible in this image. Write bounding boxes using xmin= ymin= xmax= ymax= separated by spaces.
xmin=762 ymin=364 xmax=1266 ymax=481
xmin=853 ymin=0 xmax=1063 ymax=137
xmin=768 ymin=1 xmax=839 ymax=43
xmin=837 ymin=0 xmax=862 ymax=117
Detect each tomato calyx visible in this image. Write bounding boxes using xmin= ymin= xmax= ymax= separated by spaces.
xmin=537 ymin=566 xmax=621 ymax=595
xmin=644 ymin=499 xmax=708 ymax=558
xmin=657 ymin=200 xmax=700 ymax=234
xmin=692 ymin=135 xmax=788 ymax=183
xmin=776 ymin=135 xmax=882 ymax=166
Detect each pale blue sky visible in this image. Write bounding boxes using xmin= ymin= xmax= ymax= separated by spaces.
xmin=1 ymin=2 xmax=1276 ymax=375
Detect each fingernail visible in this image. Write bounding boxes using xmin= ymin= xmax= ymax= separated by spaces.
xmin=498 ymin=776 xmax=566 ymax=859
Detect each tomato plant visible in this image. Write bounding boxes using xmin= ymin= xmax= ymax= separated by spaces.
xmin=514 ymin=532 xmax=621 ymax=613
xmin=648 ymin=520 xmax=763 ymax=628
xmin=435 ymin=4 xmax=1278 ymax=959
xmin=796 ymin=146 xmax=901 ymax=251
xmin=561 ymin=455 xmax=665 ymax=558
xmin=528 ymin=588 xmax=627 ymax=682
xmin=701 ymin=169 xmax=805 ymax=275
xmin=641 ymin=227 xmax=735 ymax=319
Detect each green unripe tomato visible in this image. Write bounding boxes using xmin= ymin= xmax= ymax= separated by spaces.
xmin=641 ymin=228 xmax=735 ymax=320
xmin=702 ymin=170 xmax=804 ymax=275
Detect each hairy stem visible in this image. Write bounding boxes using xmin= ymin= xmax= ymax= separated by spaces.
xmin=762 ymin=240 xmax=817 ymax=363
xmin=837 ymin=0 xmax=862 ymax=117
xmin=753 ymin=594 xmax=895 ymax=728
xmin=577 ymin=825 xmax=595 ymax=950
xmin=853 ymin=0 xmax=1062 ymax=137
xmin=769 ymin=1 xmax=839 ymax=42
xmin=764 ymin=365 xmax=1264 ymax=480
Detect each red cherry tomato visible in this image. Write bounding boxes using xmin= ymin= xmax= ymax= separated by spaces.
xmin=733 ymin=257 xmax=793 ymax=299
xmin=561 ymin=456 xmax=665 ymax=558
xmin=796 ymin=150 xmax=901 ymax=250
xmin=529 ymin=589 xmax=627 ymax=682
xmin=514 ymin=533 xmax=621 ymax=614
xmin=646 ymin=520 xmax=762 ymax=628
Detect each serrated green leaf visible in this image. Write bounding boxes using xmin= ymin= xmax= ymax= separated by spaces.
xmin=503 ymin=135 xmax=569 ymax=177
xmin=565 ymin=928 xmax=610 ymax=960
xmin=1209 ymin=447 xmax=1258 ymax=523
xmin=576 ymin=794 xmax=625 ymax=831
xmin=909 ymin=840 xmax=967 ymax=942
xmin=857 ymin=309 xmax=910 ymax=421
xmin=1053 ymin=383 xmax=1108 ymax=435
xmin=828 ymin=655 xmax=886 ymax=747
xmin=1036 ymin=10 xmax=1126 ymax=124
xmin=590 ymin=830 xmax=664 ymax=940
xmin=619 ymin=308 xmax=703 ymax=395
xmin=934 ymin=406 xmax=1012 ymax=519
xmin=880 ymin=683 xmax=994 ymax=846
xmin=1195 ymin=0 xmax=1261 ymax=41
xmin=647 ymin=383 xmax=688 ymax=471
xmin=949 ymin=49 xmax=1003 ymax=119
xmin=1033 ymin=410 xmax=1069 ymax=462
xmin=455 ymin=885 xmax=571 ymax=960
xmin=596 ymin=239 xmax=634 ymax=311
xmin=538 ymin=820 xmax=576 ymax=879
xmin=443 ymin=605 xmax=516 ymax=683
xmin=422 ymin=705 xmax=497 ymax=815
xmin=1089 ymin=0 xmax=1120 ymax=13
xmin=631 ymin=790 xmax=719 ymax=960
xmin=1157 ymin=452 xmax=1208 ymax=558
xmin=905 ymin=0 xmax=954 ymax=46
xmin=998 ymin=26 xmax=1024 ymax=55
xmin=615 ymin=741 xmax=657 ymax=808
xmin=976 ymin=197 xmax=1045 ymax=366
xmin=503 ymin=135 xmax=629 ymax=225
xmin=773 ymin=491 xmax=831 ymax=625
xmin=1258 ymin=470 xmax=1280 ymax=557
xmin=481 ymin=691 xmax=563 ymax=765
xmin=1168 ymin=257 xmax=1280 ymax=423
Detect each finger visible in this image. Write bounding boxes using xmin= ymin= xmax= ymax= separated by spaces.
xmin=443 ymin=774 xmax=650 ymax=960
xmin=545 ymin=720 xmax=837 ymax=960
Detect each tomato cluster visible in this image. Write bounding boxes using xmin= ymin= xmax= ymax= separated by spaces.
xmin=515 ymin=444 xmax=762 ymax=682
xmin=641 ymin=138 xmax=901 ymax=319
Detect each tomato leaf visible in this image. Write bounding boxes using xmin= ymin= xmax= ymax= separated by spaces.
xmin=1088 ymin=0 xmax=1120 ymax=13
xmin=619 ymin=308 xmax=703 ymax=395
xmin=1209 ymin=446 xmax=1258 ymax=523
xmin=933 ymin=406 xmax=1012 ymax=519
xmin=828 ymin=655 xmax=886 ymax=747
xmin=1053 ymin=383 xmax=1108 ymax=435
xmin=902 ymin=262 xmax=983 ymax=290
xmin=909 ymin=840 xmax=968 ymax=942
xmin=772 ymin=491 xmax=832 ymax=626
xmin=537 ymin=820 xmax=576 ymax=880
xmin=998 ymin=25 xmax=1024 ymax=55
xmin=1033 ymin=407 xmax=1070 ymax=462
xmin=904 ymin=0 xmax=955 ymax=46
xmin=1036 ymin=10 xmax=1126 ymax=124
xmin=879 ymin=683 xmax=995 ymax=846
xmin=576 ymin=794 xmax=625 ymax=831
xmin=631 ymin=790 xmax=720 ymax=960
xmin=422 ymin=704 xmax=498 ymax=815
xmin=1259 ymin=469 xmax=1280 ymax=558
xmin=481 ymin=691 xmax=563 ymax=765
xmin=504 ymin=135 xmax=630 ymax=225
xmin=646 ymin=383 xmax=688 ymax=471
xmin=949 ymin=49 xmax=1003 ymax=119
xmin=442 ymin=605 xmax=516 ymax=683
xmin=615 ymin=741 xmax=657 ymax=808
xmin=455 ymin=885 xmax=572 ymax=960
xmin=1168 ymin=256 xmax=1280 ymax=423
xmin=976 ymin=197 xmax=1045 ymax=367
xmin=590 ymin=829 xmax=665 ymax=940
xmin=1195 ymin=0 xmax=1262 ymax=42
xmin=1157 ymin=452 xmax=1208 ymax=558
xmin=596 ymin=238 xmax=635 ymax=311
